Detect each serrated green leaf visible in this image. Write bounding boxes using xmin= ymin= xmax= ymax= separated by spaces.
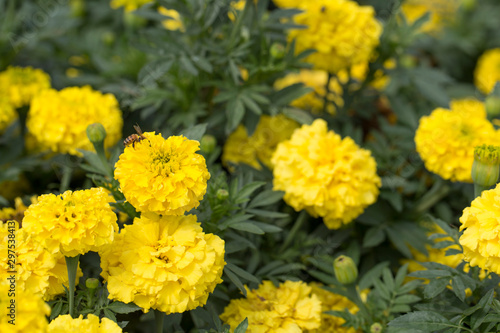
xmin=423 ymin=278 xmax=449 ymax=299
xmin=103 ymin=308 xmax=117 ymax=322
xmin=363 ymin=227 xmax=386 ymax=248
xmin=233 ymin=181 xmax=266 ymax=203
xmin=179 ymin=123 xmax=207 ymax=141
xmin=359 ymin=262 xmax=390 ymax=290
xmin=394 ymin=294 xmax=421 ymax=304
xmin=226 ymin=97 xmax=245 ymax=134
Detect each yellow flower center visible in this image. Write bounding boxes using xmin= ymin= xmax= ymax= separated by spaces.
xmin=150 ymin=151 xmax=180 ymax=176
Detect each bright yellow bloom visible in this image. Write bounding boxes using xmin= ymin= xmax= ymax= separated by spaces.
xmin=100 ymin=214 xmax=225 ymax=314
xmin=288 ymin=0 xmax=382 ymax=73
xmin=0 ymin=221 xmax=82 ymax=301
xmin=474 ymin=48 xmax=500 ymax=95
xmin=0 ymin=279 xmax=50 ymax=333
xmin=0 ymin=97 xmax=17 ymax=132
xmin=222 ymin=114 xmax=299 ymax=170
xmin=110 ymin=0 xmax=152 ymax=11
xmin=415 ymin=99 xmax=500 ymax=183
xmin=401 ymin=0 xmax=460 ymax=33
xmin=22 ymin=188 xmax=118 ymax=257
xmin=159 ymin=7 xmax=184 ymax=31
xmin=0 ymin=196 xmax=33 ymax=223
xmin=114 ymin=132 xmax=210 ymax=215
xmin=309 ymin=283 xmax=360 ymax=333
xmin=459 ymin=183 xmax=500 ymax=275
xmin=220 ymin=280 xmax=322 ymax=333
xmin=273 ymin=70 xmax=344 ymax=114
xmin=272 ymin=119 xmax=381 ymax=229
xmin=0 ymin=66 xmax=51 ymax=108
xmin=26 ymin=86 xmax=123 ymax=156
xmin=48 ymin=314 xmax=122 ymax=333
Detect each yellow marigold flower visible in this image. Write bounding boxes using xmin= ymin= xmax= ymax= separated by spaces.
xmin=309 ymin=282 xmax=360 ymax=333
xmin=100 ymin=214 xmax=225 ymax=314
xmin=110 ymin=0 xmax=152 ymax=11
xmin=222 ymin=114 xmax=299 ymax=170
xmin=0 ymin=279 xmax=50 ymax=333
xmin=0 ymin=66 xmax=51 ymax=108
xmin=114 ymin=132 xmax=210 ymax=215
xmin=272 ymin=119 xmax=381 ymax=229
xmin=159 ymin=7 xmax=184 ymax=31
xmin=0 ymin=221 xmax=82 ymax=301
xmin=288 ymin=0 xmax=382 ymax=73
xmin=26 ymin=86 xmax=122 ymax=156
xmin=414 ymin=98 xmax=500 ymax=183
xmin=459 ymin=183 xmax=500 ymax=275
xmin=22 ymin=188 xmax=118 ymax=257
xmin=474 ymin=48 xmax=500 ymax=95
xmin=273 ymin=70 xmax=344 ymax=114
xmin=0 ymin=97 xmax=17 ymax=132
xmin=0 ymin=196 xmax=34 ymax=223
xmin=48 ymin=314 xmax=122 ymax=333
xmin=401 ymin=0 xmax=460 ymax=33
xmin=220 ymin=280 xmax=322 ymax=333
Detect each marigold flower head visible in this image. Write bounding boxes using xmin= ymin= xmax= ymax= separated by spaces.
xmin=272 ymin=119 xmax=381 ymax=229
xmin=159 ymin=7 xmax=184 ymax=31
xmin=26 ymin=86 xmax=123 ymax=156
xmin=0 ymin=97 xmax=17 ymax=132
xmin=110 ymin=0 xmax=152 ymax=11
xmin=48 ymin=314 xmax=122 ymax=333
xmin=0 ymin=279 xmax=50 ymax=333
xmin=402 ymin=0 xmax=460 ymax=33
xmin=100 ymin=214 xmax=225 ymax=314
xmin=415 ymin=99 xmax=500 ymax=183
xmin=309 ymin=282 xmax=360 ymax=333
xmin=22 ymin=187 xmax=118 ymax=257
xmin=0 ymin=221 xmax=83 ymax=301
xmin=288 ymin=0 xmax=382 ymax=73
xmin=0 ymin=196 xmax=34 ymax=224
xmin=222 ymin=114 xmax=299 ymax=170
xmin=115 ymin=132 xmax=210 ymax=215
xmin=474 ymin=48 xmax=500 ymax=95
xmin=0 ymin=66 xmax=51 ymax=108
xmin=459 ymin=183 xmax=500 ymax=275
xmin=220 ymin=280 xmax=322 ymax=333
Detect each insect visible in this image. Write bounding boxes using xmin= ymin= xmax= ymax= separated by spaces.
xmin=124 ymin=124 xmax=147 ymax=148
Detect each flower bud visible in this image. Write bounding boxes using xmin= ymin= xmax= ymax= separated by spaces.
xmin=485 ymin=95 xmax=500 ymax=117
xmin=216 ymin=189 xmax=229 ymax=201
xmin=85 ymin=278 xmax=99 ymax=290
xmin=200 ymin=135 xmax=217 ymax=154
xmin=461 ymin=0 xmax=476 ymax=11
xmin=333 ymin=255 xmax=358 ymax=285
xmin=471 ymin=145 xmax=500 ymax=187
xmin=370 ymin=323 xmax=383 ymax=333
xmin=70 ymin=0 xmax=85 ymax=17
xmin=270 ymin=43 xmax=285 ymax=59
xmin=86 ymin=123 xmax=107 ymax=144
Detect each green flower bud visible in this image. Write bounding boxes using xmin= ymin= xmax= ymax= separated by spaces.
xmin=462 ymin=0 xmax=476 ymax=11
xmin=333 ymin=255 xmax=358 ymax=285
xmin=270 ymin=43 xmax=286 ymax=59
xmin=216 ymin=189 xmax=229 ymax=201
xmin=101 ymin=31 xmax=116 ymax=46
xmin=70 ymin=0 xmax=85 ymax=17
xmin=400 ymin=55 xmax=416 ymax=69
xmin=85 ymin=278 xmax=99 ymax=290
xmin=86 ymin=123 xmax=107 ymax=144
xmin=370 ymin=323 xmax=383 ymax=333
xmin=485 ymin=95 xmax=500 ymax=117
xmin=200 ymin=135 xmax=217 ymax=154
xmin=471 ymin=145 xmax=500 ymax=187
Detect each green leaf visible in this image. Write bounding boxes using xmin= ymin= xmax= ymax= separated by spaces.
xmin=246 ymin=208 xmax=288 ymax=219
xmin=106 ymin=301 xmax=141 ymax=314
xmin=451 ymin=276 xmax=466 ymax=302
xmin=393 ymin=294 xmax=421 ymax=304
xmin=224 ymin=267 xmax=247 ymax=296
xmin=226 ymin=263 xmax=260 ymax=284
xmin=230 ymin=222 xmax=265 ymax=234
xmin=249 ymin=190 xmax=284 ymax=208
xmin=234 ymin=318 xmax=248 ymax=333
xmin=218 ymin=214 xmax=254 ymax=230
xmin=250 ymin=221 xmax=282 ymax=233
xmin=359 ymin=262 xmax=390 ymax=290
xmin=233 ymin=182 xmax=266 ymax=203
xmin=424 ymin=278 xmax=449 ymax=299
xmin=363 ymin=227 xmax=385 ymax=248
xmin=103 ymin=308 xmax=117 ymax=322
xmin=240 ymin=94 xmax=262 ymax=115
xmin=388 ymin=311 xmax=454 ymax=331
xmin=179 ymin=123 xmax=207 ymax=141
xmin=282 ymin=107 xmax=314 ymax=125
xmin=226 ymin=97 xmax=245 ymax=134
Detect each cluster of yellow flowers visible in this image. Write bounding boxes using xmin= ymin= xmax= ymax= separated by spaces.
xmin=474 ymin=48 xmax=500 ymax=95
xmin=272 ymin=119 xmax=381 ymax=229
xmin=47 ymin=314 xmax=122 ymax=332
xmin=100 ymin=214 xmax=225 ymax=313
xmin=159 ymin=7 xmax=184 ymax=31
xmin=0 ymin=66 xmax=51 ymax=108
xmin=220 ymin=280 xmax=322 ymax=332
xmin=288 ymin=0 xmax=382 ymax=73
xmin=415 ymin=99 xmax=500 ymax=183
xmin=26 ymin=86 xmax=123 ymax=156
xmin=401 ymin=0 xmax=461 ymax=33
xmin=222 ymin=114 xmax=299 ymax=170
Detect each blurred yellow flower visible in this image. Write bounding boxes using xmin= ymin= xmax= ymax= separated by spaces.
xmin=288 ymin=0 xmax=382 ymax=73
xmin=474 ymin=48 xmax=500 ymax=95
xmin=0 ymin=279 xmax=50 ymax=333
xmin=415 ymin=99 xmax=500 ymax=183
xmin=220 ymin=280 xmax=322 ymax=332
xmin=26 ymin=86 xmax=123 ymax=156
xmin=110 ymin=0 xmax=152 ymax=11
xmin=159 ymin=7 xmax=184 ymax=31
xmin=48 ymin=314 xmax=122 ymax=333
xmin=100 ymin=214 xmax=225 ymax=314
xmin=0 ymin=97 xmax=17 ymax=132
xmin=272 ymin=119 xmax=381 ymax=229
xmin=222 ymin=114 xmax=299 ymax=170
xmin=0 ymin=66 xmax=51 ymax=108
xmin=22 ymin=188 xmax=119 ymax=257
xmin=114 ymin=132 xmax=210 ymax=215
xmin=401 ymin=0 xmax=460 ymax=33
xmin=0 ymin=221 xmax=82 ymax=301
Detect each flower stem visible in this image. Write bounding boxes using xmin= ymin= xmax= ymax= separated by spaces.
xmin=65 ymin=255 xmax=80 ymax=318
xmin=154 ymin=309 xmax=165 ymax=333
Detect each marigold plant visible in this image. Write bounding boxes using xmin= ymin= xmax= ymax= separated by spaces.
xmin=0 ymin=66 xmax=51 ymax=108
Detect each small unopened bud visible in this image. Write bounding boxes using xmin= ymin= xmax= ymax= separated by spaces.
xmin=485 ymin=95 xmax=500 ymax=117
xmin=86 ymin=123 xmax=107 ymax=144
xmin=270 ymin=43 xmax=285 ymax=59
xmin=85 ymin=278 xmax=99 ymax=290
xmin=400 ymin=55 xmax=416 ymax=69
xmin=370 ymin=323 xmax=383 ymax=333
xmin=216 ymin=189 xmax=229 ymax=201
xmin=200 ymin=135 xmax=217 ymax=154
xmin=333 ymin=255 xmax=358 ymax=285
xmin=471 ymin=145 xmax=500 ymax=187
xmin=462 ymin=0 xmax=476 ymax=11
xmin=101 ymin=31 xmax=116 ymax=45
xmin=70 ymin=0 xmax=85 ymax=17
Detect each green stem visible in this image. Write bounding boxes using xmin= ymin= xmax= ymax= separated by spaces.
xmin=474 ymin=184 xmax=489 ymax=199
xmin=280 ymin=211 xmax=307 ymax=253
xmin=65 ymin=255 xmax=80 ymax=318
xmin=154 ymin=309 xmax=165 ymax=333
xmin=345 ymin=284 xmax=370 ymax=319
xmin=93 ymin=139 xmax=113 ymax=178
xmin=60 ymin=165 xmax=73 ymax=193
